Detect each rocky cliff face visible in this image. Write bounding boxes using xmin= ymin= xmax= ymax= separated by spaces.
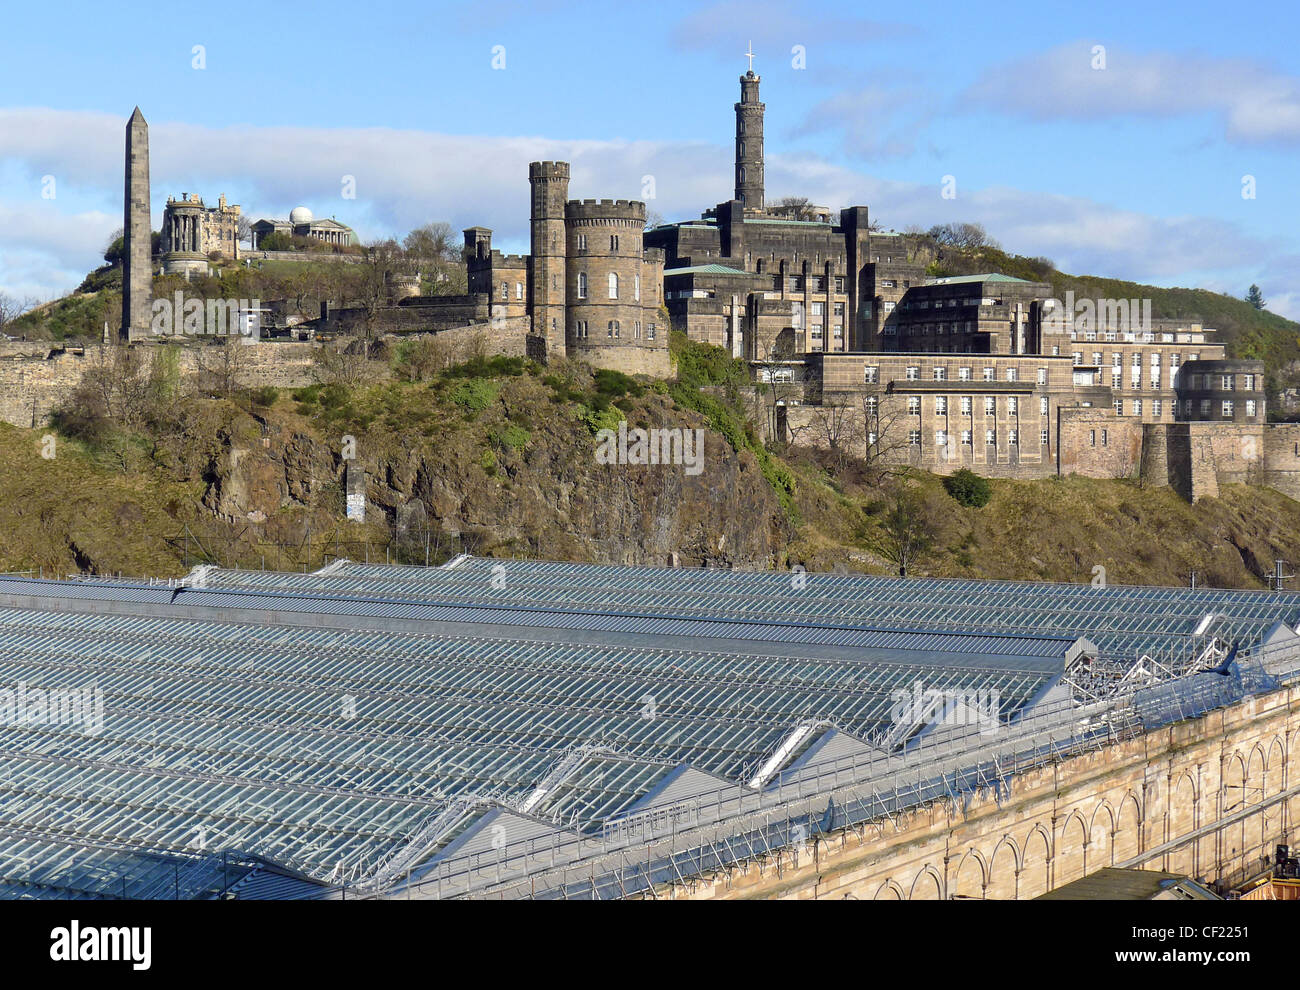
xmin=198 ymin=377 xmax=791 ymax=569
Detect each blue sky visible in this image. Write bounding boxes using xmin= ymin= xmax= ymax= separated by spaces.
xmin=3 ymin=0 xmax=1300 ymax=316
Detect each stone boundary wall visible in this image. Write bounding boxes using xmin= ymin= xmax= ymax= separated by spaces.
xmin=0 ymin=319 xmax=534 ymax=429
xmin=244 ymin=250 xmax=362 ymax=265
xmin=656 ymin=685 xmax=1300 ymax=899
xmin=0 ymin=340 xmax=318 ymax=428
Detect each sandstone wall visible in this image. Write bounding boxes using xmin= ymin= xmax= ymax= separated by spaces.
xmin=658 ymin=685 xmax=1300 ymax=899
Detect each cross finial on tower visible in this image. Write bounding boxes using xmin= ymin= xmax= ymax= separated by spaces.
xmin=744 ymin=41 xmax=755 ymax=73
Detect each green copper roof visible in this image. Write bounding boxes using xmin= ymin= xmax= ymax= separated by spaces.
xmin=924 ymin=273 xmax=1032 ymax=285
xmin=742 ymin=217 xmax=832 ymax=226
xmin=663 ymin=264 xmax=749 ymax=277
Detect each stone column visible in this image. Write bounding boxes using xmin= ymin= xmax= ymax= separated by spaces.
xmin=121 ymin=107 xmax=152 ymax=341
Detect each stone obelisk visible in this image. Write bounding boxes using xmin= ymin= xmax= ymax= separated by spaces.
xmin=122 ymin=107 xmax=151 ymax=341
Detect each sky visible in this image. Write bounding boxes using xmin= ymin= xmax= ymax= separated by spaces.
xmin=2 ymin=0 xmax=1299 ymax=317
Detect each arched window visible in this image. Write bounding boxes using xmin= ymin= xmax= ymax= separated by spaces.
xmin=577 ymin=272 xmax=587 ymax=299
xmin=608 ymin=272 xmax=618 ymax=299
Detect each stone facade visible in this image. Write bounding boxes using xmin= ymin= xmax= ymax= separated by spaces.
xmin=653 ymin=684 xmax=1300 ymax=899
xmin=162 ymin=192 xmax=241 ymax=275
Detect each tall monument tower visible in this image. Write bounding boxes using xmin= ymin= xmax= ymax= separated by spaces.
xmin=528 ymin=161 xmax=570 ymax=358
xmin=122 ymin=107 xmax=152 ymax=341
xmin=735 ymin=44 xmax=765 ymax=211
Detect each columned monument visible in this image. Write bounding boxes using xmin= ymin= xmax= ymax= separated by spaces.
xmin=122 ymin=107 xmax=152 ymax=341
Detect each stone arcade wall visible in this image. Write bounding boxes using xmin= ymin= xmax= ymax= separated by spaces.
xmin=658 ymin=685 xmax=1300 ymax=899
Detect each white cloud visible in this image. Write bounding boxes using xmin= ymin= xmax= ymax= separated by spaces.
xmin=964 ymin=42 xmax=1300 ymax=145
xmin=1 ymin=107 xmax=1295 ymax=322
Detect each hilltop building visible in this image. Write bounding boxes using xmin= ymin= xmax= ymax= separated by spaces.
xmin=460 ymin=162 xmax=669 ymax=376
xmin=250 ymin=207 xmax=357 ymax=250
xmin=161 ymin=192 xmax=242 ymax=276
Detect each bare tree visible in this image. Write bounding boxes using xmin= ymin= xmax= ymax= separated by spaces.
xmin=0 ymin=292 xmax=36 ymax=334
xmin=193 ymin=338 xmax=248 ymax=398
xmin=773 ymin=196 xmax=819 ymax=221
xmin=927 ymin=222 xmax=999 ymax=251
xmin=796 ymin=393 xmax=862 ymax=475
xmin=355 ymin=239 xmax=404 ymax=338
xmin=860 ymin=389 xmax=917 ymax=483
xmin=403 ymin=222 xmax=467 ymax=295
xmin=874 ymin=484 xmax=934 ymax=578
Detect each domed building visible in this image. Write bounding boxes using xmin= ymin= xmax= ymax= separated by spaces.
xmin=250 ymin=205 xmax=357 ymax=250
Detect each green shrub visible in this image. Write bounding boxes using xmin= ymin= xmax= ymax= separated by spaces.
xmin=450 ymin=379 xmax=499 ymax=416
xmin=670 ymin=332 xmax=749 ymax=390
xmin=252 ymin=386 xmax=279 ymax=408
xmin=593 ymin=368 xmax=644 ymax=399
xmin=943 ymin=468 xmax=993 ymax=508
xmin=491 ymin=424 xmax=530 ymax=451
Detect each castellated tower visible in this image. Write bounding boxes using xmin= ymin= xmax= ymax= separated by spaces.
xmin=122 ymin=107 xmax=152 ymax=341
xmin=735 ymin=71 xmax=765 ymax=211
xmin=528 ymin=161 xmax=570 ymax=357
xmin=564 ymin=198 xmax=670 ymax=377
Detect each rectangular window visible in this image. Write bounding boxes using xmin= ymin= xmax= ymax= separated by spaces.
xmin=906 ymin=366 xmax=920 ymax=381
xmin=866 ymin=396 xmax=878 ymax=415
xmin=1152 ymin=399 xmax=1162 ymax=417
xmin=958 ymin=367 xmax=972 ymax=381
xmin=935 ymin=430 xmax=948 ymax=447
xmin=1037 ymin=368 xmax=1047 ymax=385
xmin=1040 ymin=397 xmax=1049 ymax=416
xmin=1222 ymin=400 xmax=1234 ymax=418
xmin=908 ymin=397 xmax=921 ymax=415
xmin=1114 ymin=399 xmax=1123 ymax=415
xmin=984 ymin=396 xmax=996 ymax=415
xmin=1132 ymin=399 xmax=1142 ymax=416
xmin=1006 ymin=368 xmax=1017 ymax=382
xmin=1008 ymin=430 xmax=1018 ymax=446
xmin=935 ymin=396 xmax=948 ymax=414
xmin=1007 ymin=396 xmax=1018 ymax=415
xmin=1200 ymin=399 xmax=1211 ymax=416
xmin=908 ymin=430 xmax=921 ymax=447
xmin=1089 ymin=429 xmax=1097 ymax=447
xmin=1243 ymin=374 xmax=1255 ymax=391
xmin=961 ymin=430 xmax=972 ymax=446
xmin=986 ymin=430 xmax=996 ymax=446
xmin=1222 ymin=375 xmax=1234 ymax=391
xmin=933 ymin=367 xmax=947 ymax=381
xmin=864 ymin=366 xmax=878 ymax=384
xmin=1246 ymin=399 xmax=1257 ymax=417
xmin=961 ymin=396 xmax=972 ymax=415
xmin=983 ymin=367 xmax=995 ymax=382
xmin=1102 ymin=429 xmax=1109 ymax=447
